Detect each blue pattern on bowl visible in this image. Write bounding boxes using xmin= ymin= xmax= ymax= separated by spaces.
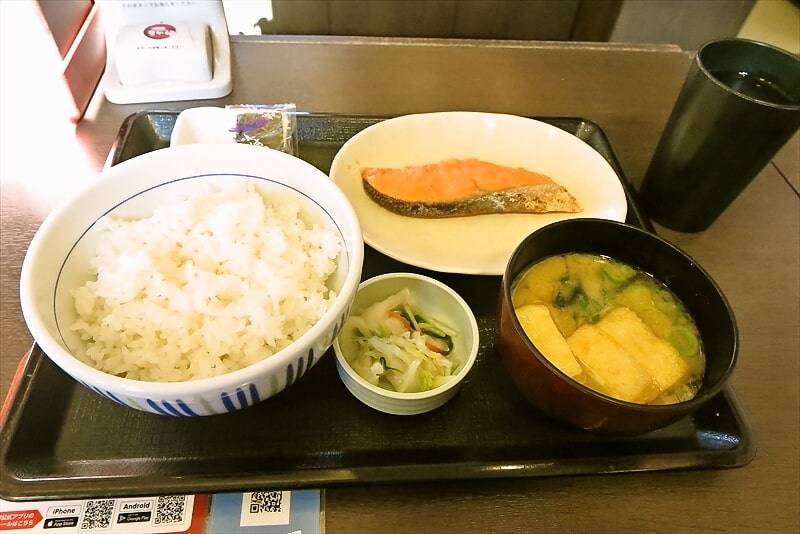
xmin=142 ymin=398 xmax=201 ymax=416
xmin=220 ymin=382 xmax=261 ymax=413
xmin=147 ymin=399 xmax=176 ymax=416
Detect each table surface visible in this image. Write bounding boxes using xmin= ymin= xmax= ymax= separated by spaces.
xmin=1 ymin=36 xmax=798 ymax=533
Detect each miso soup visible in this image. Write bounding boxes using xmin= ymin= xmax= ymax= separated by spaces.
xmin=511 ymin=253 xmax=704 ymax=405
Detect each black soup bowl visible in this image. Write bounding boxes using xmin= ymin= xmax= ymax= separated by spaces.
xmin=497 ymin=218 xmax=738 ymax=435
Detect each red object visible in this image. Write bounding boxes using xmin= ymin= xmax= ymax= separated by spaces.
xmin=0 ymin=347 xmax=31 ymax=427
xmin=144 ymin=24 xmax=177 ymax=39
xmin=184 ymin=494 xmax=209 ymax=534
xmin=0 ymin=509 xmax=43 ymax=530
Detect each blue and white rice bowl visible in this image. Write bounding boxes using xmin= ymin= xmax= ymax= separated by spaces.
xmin=20 ymin=143 xmax=364 ymax=416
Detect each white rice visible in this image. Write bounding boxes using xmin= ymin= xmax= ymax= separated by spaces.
xmin=70 ymin=179 xmax=343 ymax=382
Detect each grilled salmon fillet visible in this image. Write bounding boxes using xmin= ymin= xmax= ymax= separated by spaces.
xmin=360 ymin=158 xmax=582 ymax=218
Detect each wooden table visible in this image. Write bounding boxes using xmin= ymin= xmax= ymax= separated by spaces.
xmin=1 ymin=36 xmax=798 ymax=532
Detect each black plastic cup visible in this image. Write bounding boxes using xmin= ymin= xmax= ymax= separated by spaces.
xmin=639 ymin=38 xmax=800 ymax=232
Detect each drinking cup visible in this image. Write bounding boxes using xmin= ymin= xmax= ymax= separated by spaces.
xmin=639 ymin=38 xmax=800 ymax=232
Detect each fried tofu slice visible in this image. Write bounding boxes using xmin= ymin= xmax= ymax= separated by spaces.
xmin=567 ymin=324 xmax=660 ymax=403
xmin=515 ymin=304 xmax=583 ymax=378
xmin=595 ymin=307 xmax=690 ymax=393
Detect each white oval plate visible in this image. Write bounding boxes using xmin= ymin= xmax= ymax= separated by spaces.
xmin=329 ymin=112 xmax=627 ymax=275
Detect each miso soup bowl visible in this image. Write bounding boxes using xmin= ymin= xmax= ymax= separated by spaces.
xmin=497 ymin=218 xmax=738 ymax=435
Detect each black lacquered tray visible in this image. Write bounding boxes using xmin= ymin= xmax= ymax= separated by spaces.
xmin=0 ymin=112 xmax=755 ymax=501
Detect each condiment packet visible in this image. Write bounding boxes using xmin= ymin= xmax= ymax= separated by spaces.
xmin=225 ymin=103 xmax=298 ymax=155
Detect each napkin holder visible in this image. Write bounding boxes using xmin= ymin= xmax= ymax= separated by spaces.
xmin=99 ymin=0 xmax=233 ymax=104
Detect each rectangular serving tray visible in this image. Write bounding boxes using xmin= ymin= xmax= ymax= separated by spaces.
xmin=0 ymin=112 xmax=755 ymax=501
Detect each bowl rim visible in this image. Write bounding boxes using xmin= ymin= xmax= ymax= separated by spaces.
xmin=19 ymin=143 xmax=365 ymax=396
xmin=333 ymin=272 xmax=480 ymax=400
xmin=502 ymin=217 xmax=739 ymax=411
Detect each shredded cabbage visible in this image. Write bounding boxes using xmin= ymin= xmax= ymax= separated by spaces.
xmin=343 ymin=288 xmax=458 ymax=393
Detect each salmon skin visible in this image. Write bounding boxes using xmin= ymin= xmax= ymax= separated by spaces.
xmin=361 ymin=158 xmax=582 ymax=218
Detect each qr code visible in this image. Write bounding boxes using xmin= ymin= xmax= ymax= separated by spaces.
xmin=80 ymin=499 xmax=114 ymax=530
xmin=154 ymin=495 xmax=187 ymax=525
xmin=249 ymin=491 xmax=283 ymax=514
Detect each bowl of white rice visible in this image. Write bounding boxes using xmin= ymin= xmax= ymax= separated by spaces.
xmin=20 ymin=143 xmax=364 ymax=416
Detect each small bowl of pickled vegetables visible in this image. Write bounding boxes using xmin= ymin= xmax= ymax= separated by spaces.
xmin=333 ymin=272 xmax=480 ymax=415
